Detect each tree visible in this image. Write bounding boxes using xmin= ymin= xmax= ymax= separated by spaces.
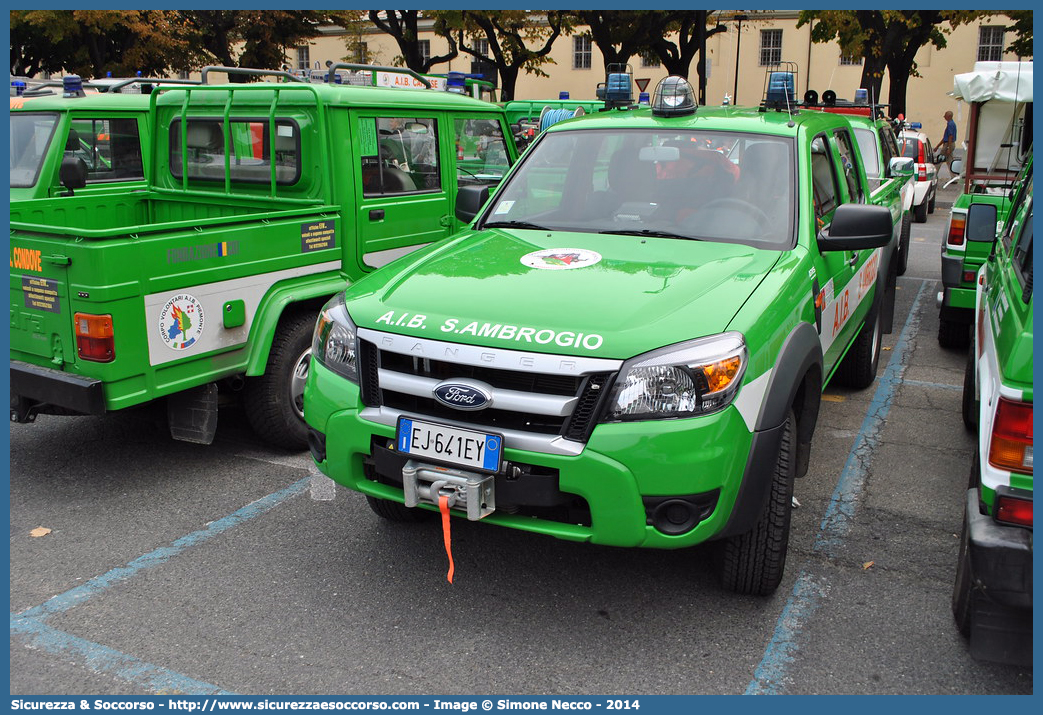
xmin=573 ymin=11 xmax=666 ymax=70
xmin=1001 ymin=10 xmax=1033 ymax=58
xmin=797 ymin=11 xmax=987 ymax=118
xmin=10 ymin=10 xmax=202 ymax=79
xmin=434 ymin=11 xmax=574 ymax=101
xmin=181 ymin=11 xmax=329 ymax=81
xmin=649 ymin=11 xmax=729 ymax=103
xmin=359 ymin=10 xmax=459 ymax=73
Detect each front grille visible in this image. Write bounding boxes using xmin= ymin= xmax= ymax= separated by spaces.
xmin=379 ymin=350 xmax=581 ymax=395
xmin=359 ymin=333 xmax=619 ymax=445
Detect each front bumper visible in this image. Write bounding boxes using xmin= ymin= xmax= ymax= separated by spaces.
xmin=306 ymin=360 xmax=781 ymax=549
xmin=10 ymin=360 xmax=106 ymax=421
xmin=965 ymin=489 xmax=1033 ymax=610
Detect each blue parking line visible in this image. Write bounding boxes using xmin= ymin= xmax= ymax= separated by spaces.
xmin=11 ymin=613 xmax=237 ymax=695
xmin=11 ymin=476 xmax=310 ymax=694
xmin=746 ymin=280 xmax=928 ymax=695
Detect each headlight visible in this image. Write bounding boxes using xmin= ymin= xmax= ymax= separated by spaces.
xmin=312 ymin=293 xmax=359 ymax=383
xmin=604 ymin=332 xmax=747 ymax=421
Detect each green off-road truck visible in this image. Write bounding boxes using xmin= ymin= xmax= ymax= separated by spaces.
xmin=938 ymin=61 xmax=1032 ymax=348
xmin=304 ymin=73 xmax=902 ymax=595
xmin=10 ymin=69 xmax=517 ymax=448
xmin=953 ymin=160 xmax=1032 ymax=666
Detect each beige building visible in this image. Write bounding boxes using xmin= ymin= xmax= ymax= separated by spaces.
xmin=289 ymin=11 xmax=1027 ymax=146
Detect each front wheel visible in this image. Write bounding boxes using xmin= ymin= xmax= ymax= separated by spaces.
xmin=835 ymin=307 xmax=882 ymax=390
xmin=244 ymin=311 xmax=315 ymax=450
xmin=897 ymin=212 xmax=911 ymax=276
xmin=717 ymin=409 xmax=796 ymax=596
xmin=914 ymin=199 xmax=928 ymax=223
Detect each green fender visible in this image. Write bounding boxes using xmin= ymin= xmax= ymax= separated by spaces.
xmin=245 ymin=271 xmax=349 ymax=376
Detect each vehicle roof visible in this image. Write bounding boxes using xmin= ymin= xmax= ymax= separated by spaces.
xmin=542 ymin=103 xmax=856 ymax=136
xmin=11 ymin=92 xmax=153 ymax=111
xmin=154 ymin=81 xmax=506 ymax=114
xmin=898 ymin=128 xmax=930 ymax=141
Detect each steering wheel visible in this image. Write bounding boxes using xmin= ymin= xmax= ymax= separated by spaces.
xmin=699 ymin=198 xmax=771 ymax=230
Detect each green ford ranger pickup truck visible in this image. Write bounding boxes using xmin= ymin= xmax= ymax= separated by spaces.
xmin=304 ymin=75 xmax=902 ymax=595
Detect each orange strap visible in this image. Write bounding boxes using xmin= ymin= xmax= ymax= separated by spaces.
xmin=439 ymin=494 xmax=455 ymax=584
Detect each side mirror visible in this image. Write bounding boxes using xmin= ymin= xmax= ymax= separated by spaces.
xmin=59 ymin=155 xmax=88 ymax=196
xmin=818 ymin=203 xmax=894 ymax=251
xmin=965 ymin=202 xmax=999 ymax=243
xmin=455 ymin=184 xmax=490 ymax=223
xmin=950 ymin=158 xmax=964 ymax=175
xmin=889 ymin=156 xmax=914 ymax=178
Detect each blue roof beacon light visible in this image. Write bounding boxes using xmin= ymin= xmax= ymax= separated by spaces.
xmin=596 ymin=63 xmax=633 ymax=109
xmin=12 ymin=80 xmax=26 ymax=96
xmin=760 ymin=61 xmax=799 ymax=112
xmin=62 ymin=75 xmax=86 ymax=98
xmin=651 ymin=75 xmax=696 ymax=117
xmin=446 ymin=72 xmax=467 ymax=94
xmin=559 ymin=91 xmax=570 ymax=99
xmin=909 ymin=121 xmax=922 ymax=131
xmin=638 ymin=92 xmax=650 ymax=105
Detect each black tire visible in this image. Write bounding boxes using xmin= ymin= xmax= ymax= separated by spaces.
xmin=914 ymin=198 xmax=928 ymax=223
xmin=952 ymin=511 xmax=975 ymax=638
xmin=836 ymin=307 xmax=882 ymax=390
xmin=243 ymin=311 xmax=315 ymax=450
xmin=962 ymin=348 xmax=977 ymax=432
xmin=897 ymin=212 xmax=911 ymax=276
xmin=938 ymin=314 xmax=970 ymax=349
xmin=718 ymin=409 xmax=796 ymax=596
xmin=366 ymin=495 xmax=433 ymax=522
xmin=928 ymin=191 xmax=936 ymax=214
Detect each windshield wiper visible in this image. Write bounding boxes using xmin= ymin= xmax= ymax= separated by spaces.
xmin=602 ymin=229 xmax=701 ymax=241
xmin=483 ymin=220 xmax=550 ymax=230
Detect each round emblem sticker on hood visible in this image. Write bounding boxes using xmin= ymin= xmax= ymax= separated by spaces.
xmin=520 ymin=248 xmax=602 ymax=271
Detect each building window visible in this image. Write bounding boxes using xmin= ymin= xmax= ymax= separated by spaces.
xmin=474 ymin=39 xmax=490 ymax=58
xmin=978 ymin=26 xmax=1005 ymax=62
xmin=759 ymin=29 xmax=782 ymax=66
xmin=573 ymin=35 xmax=592 ymax=70
xmin=640 ymin=51 xmax=660 ymax=68
xmin=418 ymin=40 xmax=430 ymax=65
xmin=839 ymin=53 xmax=862 ymax=66
xmin=296 ymin=45 xmax=310 ymax=71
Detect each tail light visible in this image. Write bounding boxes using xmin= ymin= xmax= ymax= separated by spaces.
xmin=995 ymin=494 xmax=1033 ymax=528
xmin=947 ymin=213 xmax=966 ymax=246
xmin=74 ymin=312 xmax=115 ymax=362
xmin=988 ymin=398 xmax=1033 ymax=474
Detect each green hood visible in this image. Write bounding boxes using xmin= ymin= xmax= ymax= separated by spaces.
xmin=346 ymin=229 xmax=782 ymax=359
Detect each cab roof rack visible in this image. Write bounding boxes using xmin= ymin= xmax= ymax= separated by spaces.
xmin=759 ymin=62 xmax=799 ymax=113
xmin=324 ymin=63 xmax=432 ymax=89
xmin=200 ymin=66 xmax=306 ymax=84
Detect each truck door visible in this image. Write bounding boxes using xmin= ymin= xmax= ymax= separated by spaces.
xmin=450 ymin=114 xmax=515 ymax=231
xmin=809 ymin=132 xmax=876 ymax=375
xmin=354 ymin=113 xmax=453 ymax=270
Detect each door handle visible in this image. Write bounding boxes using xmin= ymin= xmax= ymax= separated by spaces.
xmin=848 ymin=251 xmax=859 ymax=266
xmin=369 ymin=209 xmax=385 ymax=221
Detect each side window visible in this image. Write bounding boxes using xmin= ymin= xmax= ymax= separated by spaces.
xmin=880 ymin=126 xmax=898 ymax=176
xmin=169 ymin=118 xmax=301 ymax=185
xmin=1011 ymin=209 xmax=1032 ymax=299
xmin=833 ymin=129 xmax=864 ymax=202
xmin=454 ymin=117 xmax=511 ymax=188
xmin=810 ymin=135 xmax=839 ymax=222
xmin=852 ymin=127 xmax=880 ymax=185
xmin=68 ymin=117 xmax=143 ymax=181
xmin=1002 ymin=173 xmax=1033 ymax=252
xmin=360 ymin=117 xmax=440 ymax=196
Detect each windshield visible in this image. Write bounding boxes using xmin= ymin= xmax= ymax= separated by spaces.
xmin=10 ymin=112 xmax=58 ymax=188
xmin=482 ymin=128 xmax=795 ymax=249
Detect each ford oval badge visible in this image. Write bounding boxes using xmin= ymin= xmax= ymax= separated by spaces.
xmin=432 ymin=381 xmax=492 ymax=411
